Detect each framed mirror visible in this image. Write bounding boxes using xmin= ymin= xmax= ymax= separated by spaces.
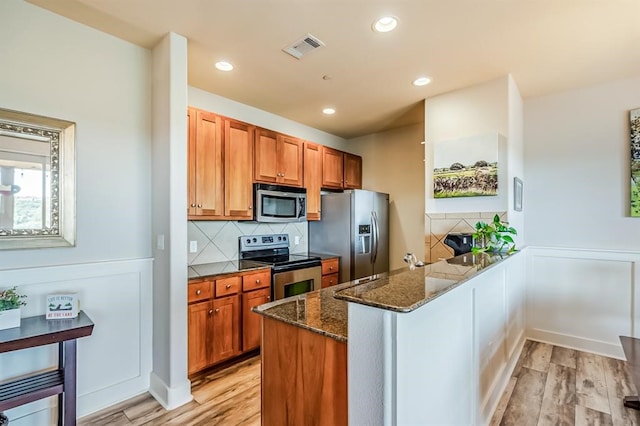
xmin=0 ymin=108 xmax=75 ymax=249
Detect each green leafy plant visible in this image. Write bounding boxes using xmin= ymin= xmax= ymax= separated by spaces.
xmin=471 ymin=214 xmax=518 ymax=254
xmin=0 ymin=287 xmax=27 ymax=311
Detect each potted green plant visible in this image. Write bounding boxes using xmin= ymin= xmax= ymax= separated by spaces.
xmin=471 ymin=214 xmax=518 ymax=254
xmin=0 ymin=286 xmax=27 ymax=330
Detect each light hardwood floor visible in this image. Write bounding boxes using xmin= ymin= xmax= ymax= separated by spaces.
xmin=78 ymin=356 xmax=261 ymax=425
xmin=80 ymin=340 xmax=640 ymax=425
xmin=492 ymin=340 xmax=640 ymax=426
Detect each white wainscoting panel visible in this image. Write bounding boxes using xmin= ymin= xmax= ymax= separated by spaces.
xmin=0 ymin=258 xmax=153 ymax=425
xmin=526 ymin=247 xmax=640 ymax=359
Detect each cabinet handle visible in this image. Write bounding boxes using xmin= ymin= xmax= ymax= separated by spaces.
xmin=248 ymin=205 xmax=252 ymax=209
xmin=215 ymin=308 xmax=220 ymax=313
xmin=190 ymin=203 xmax=196 ymax=207
xmin=256 ymin=279 xmax=260 ymax=284
xmin=330 ymin=280 xmax=334 ymax=285
xmin=208 ymin=309 xmax=213 ymax=315
xmin=225 ymin=284 xmax=231 ymax=289
xmin=267 ymin=296 xmax=271 ymax=301
xmin=197 ymin=204 xmax=202 ymax=208
xmin=196 ymin=289 xmax=201 ymax=295
xmin=329 ymin=266 xmax=333 ymax=270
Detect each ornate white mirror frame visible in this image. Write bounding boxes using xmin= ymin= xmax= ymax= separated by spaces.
xmin=0 ymin=108 xmax=76 ymax=249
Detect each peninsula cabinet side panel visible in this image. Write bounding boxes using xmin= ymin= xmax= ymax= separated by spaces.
xmin=261 ymin=317 xmax=347 ymax=426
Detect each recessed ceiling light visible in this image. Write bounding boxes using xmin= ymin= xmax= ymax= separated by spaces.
xmin=412 ymin=77 xmax=432 ymax=86
xmin=372 ymin=16 xmax=398 ymax=33
xmin=322 ymin=108 xmax=336 ymax=115
xmin=215 ymin=61 xmax=233 ymax=72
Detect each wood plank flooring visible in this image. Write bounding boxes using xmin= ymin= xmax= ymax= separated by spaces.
xmin=80 ymin=340 xmax=640 ymax=425
xmin=78 ymin=356 xmax=261 ymax=426
xmin=492 ymin=340 xmax=640 ymax=426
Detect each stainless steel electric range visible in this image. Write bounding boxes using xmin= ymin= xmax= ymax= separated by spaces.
xmin=239 ymin=234 xmax=322 ymax=301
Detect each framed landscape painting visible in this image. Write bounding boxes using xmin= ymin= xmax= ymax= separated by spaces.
xmin=632 ymin=108 xmax=640 ymax=216
xmin=433 ymin=134 xmax=498 ymax=198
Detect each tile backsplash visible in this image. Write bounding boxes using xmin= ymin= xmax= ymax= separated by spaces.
xmin=424 ymin=211 xmax=506 ymax=263
xmin=187 ymin=221 xmax=308 ymax=265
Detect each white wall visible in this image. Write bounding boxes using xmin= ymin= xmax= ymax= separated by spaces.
xmin=188 ymin=86 xmax=348 ymax=150
xmin=425 ymin=76 xmax=511 ymax=214
xmin=524 ymin=74 xmax=640 ymax=250
xmin=0 ymin=0 xmax=153 ymax=423
xmin=348 ymin=123 xmax=425 ymax=270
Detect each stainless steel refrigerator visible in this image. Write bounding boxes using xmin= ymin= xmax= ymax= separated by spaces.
xmin=309 ymin=190 xmax=389 ymax=283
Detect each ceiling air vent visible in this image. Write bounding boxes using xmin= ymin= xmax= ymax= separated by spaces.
xmin=282 ymin=34 xmax=325 ymax=59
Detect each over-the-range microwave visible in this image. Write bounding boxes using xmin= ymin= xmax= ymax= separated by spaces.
xmin=253 ymin=183 xmax=307 ymax=223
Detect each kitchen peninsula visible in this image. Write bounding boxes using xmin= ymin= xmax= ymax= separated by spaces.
xmin=254 ymin=250 xmax=526 ymax=425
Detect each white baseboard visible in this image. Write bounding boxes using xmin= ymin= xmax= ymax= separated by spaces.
xmin=149 ymin=372 xmax=193 ymax=410
xmin=527 ymin=328 xmax=625 ymax=360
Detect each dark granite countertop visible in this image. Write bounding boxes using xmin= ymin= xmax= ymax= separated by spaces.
xmin=252 ymin=251 xmax=520 ymax=342
xmin=252 ymin=281 xmax=352 ymax=343
xmin=188 ymin=260 xmax=270 ymax=280
xmin=334 ymin=251 xmax=520 ymax=312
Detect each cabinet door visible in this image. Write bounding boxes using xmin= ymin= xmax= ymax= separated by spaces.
xmin=304 ymin=142 xmax=322 ymax=220
xmin=187 ymin=108 xmax=197 ymax=216
xmin=225 ymin=119 xmax=254 ymax=218
xmin=212 ymin=295 xmax=241 ymax=363
xmin=322 ymin=273 xmax=340 ymax=288
xmin=254 ymin=128 xmax=279 ymax=184
xmin=344 ymin=153 xmax=362 ymax=189
xmin=278 ymin=135 xmax=304 ymax=187
xmin=322 ymin=147 xmax=344 ymax=189
xmin=242 ymin=287 xmax=271 ymax=351
xmin=188 ymin=300 xmax=211 ymax=375
xmin=187 ymin=108 xmax=224 ymax=217
xmin=192 ymin=110 xmax=224 ymax=217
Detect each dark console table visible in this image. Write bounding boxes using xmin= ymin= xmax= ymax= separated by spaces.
xmin=0 ymin=311 xmax=94 ymax=425
xmin=620 ymin=336 xmax=640 ymax=410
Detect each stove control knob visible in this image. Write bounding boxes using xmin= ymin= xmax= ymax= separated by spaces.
xmin=245 ymin=238 xmax=251 ymax=244
xmin=252 ymin=238 xmax=257 ymax=243
xmin=277 ymin=236 xmax=282 ymax=241
xmin=282 ymin=236 xmax=287 ymax=241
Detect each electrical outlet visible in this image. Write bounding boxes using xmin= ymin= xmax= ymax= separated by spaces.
xmin=294 ymin=236 xmax=300 ymax=245
xmin=189 ymin=240 xmax=198 ymax=253
xmin=156 ymin=234 xmax=165 ymax=250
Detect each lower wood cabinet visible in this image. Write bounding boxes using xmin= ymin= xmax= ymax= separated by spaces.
xmin=242 ymin=287 xmax=271 ymax=351
xmin=321 ymin=257 xmax=340 ymax=288
xmin=188 ymin=268 xmax=271 ymax=375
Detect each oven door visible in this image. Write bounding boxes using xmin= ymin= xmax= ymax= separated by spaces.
xmin=273 ymin=266 xmax=322 ymax=300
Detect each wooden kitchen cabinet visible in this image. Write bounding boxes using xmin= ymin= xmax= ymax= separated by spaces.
xmin=211 ymin=295 xmax=241 ymax=363
xmin=254 ymin=128 xmax=303 ymax=187
xmin=224 ymin=118 xmax=254 ymax=218
xmin=322 ymin=146 xmax=344 ymax=189
xmin=344 ymin=152 xmax=362 ymax=189
xmin=321 ymin=257 xmax=340 ymax=288
xmin=242 ymin=287 xmax=271 ymax=351
xmin=304 ymin=141 xmax=322 ymax=220
xmin=188 ymin=267 xmax=272 ymax=374
xmin=187 ymin=108 xmax=224 ymax=218
xmin=322 ymin=147 xmax=362 ymax=190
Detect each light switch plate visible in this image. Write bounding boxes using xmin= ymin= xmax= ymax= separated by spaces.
xmin=189 ymin=240 xmax=198 ymax=253
xmin=156 ymin=234 xmax=165 ymax=250
xmin=294 ymin=236 xmax=300 ymax=245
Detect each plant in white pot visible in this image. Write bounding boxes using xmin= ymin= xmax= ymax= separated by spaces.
xmin=0 ymin=286 xmax=27 ymax=330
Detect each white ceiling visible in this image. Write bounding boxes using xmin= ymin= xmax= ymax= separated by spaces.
xmin=28 ymin=0 xmax=640 ymax=139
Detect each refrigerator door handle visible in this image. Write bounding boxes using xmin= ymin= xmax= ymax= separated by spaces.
xmin=371 ymin=211 xmax=379 ymax=264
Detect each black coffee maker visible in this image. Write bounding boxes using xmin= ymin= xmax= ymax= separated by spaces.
xmin=444 ymin=232 xmax=474 ymax=256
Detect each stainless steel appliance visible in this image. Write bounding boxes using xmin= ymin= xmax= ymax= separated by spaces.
xmin=239 ymin=233 xmax=321 ymax=300
xmin=253 ymin=183 xmax=307 ymax=223
xmin=309 ymin=190 xmax=389 ymax=283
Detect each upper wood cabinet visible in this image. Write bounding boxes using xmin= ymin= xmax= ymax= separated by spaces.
xmin=322 ymin=147 xmax=363 ymax=190
xmin=254 ymin=128 xmax=303 ymax=187
xmin=224 ymin=119 xmax=254 ymax=219
xmin=343 ymin=152 xmax=362 ymax=189
xmin=322 ymin=146 xmax=344 ymax=189
xmin=187 ymin=108 xmax=224 ymax=217
xmin=304 ymin=142 xmax=322 ymax=221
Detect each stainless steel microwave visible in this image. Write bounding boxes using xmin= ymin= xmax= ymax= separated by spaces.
xmin=254 ymin=183 xmax=307 ymax=223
